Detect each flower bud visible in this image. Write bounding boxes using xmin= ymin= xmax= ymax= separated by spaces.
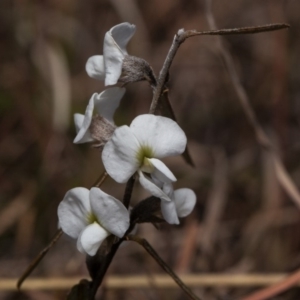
xmin=89 ymin=115 xmax=116 ymax=148
xmin=120 ymin=55 xmax=157 ymax=87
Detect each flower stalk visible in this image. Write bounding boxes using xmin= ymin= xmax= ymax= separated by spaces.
xmin=127 ymin=235 xmax=202 ymax=300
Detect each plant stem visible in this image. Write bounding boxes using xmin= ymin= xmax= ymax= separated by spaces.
xmin=149 ymin=23 xmax=289 ymax=115
xmin=93 ymin=171 xmax=108 ymax=187
xmin=17 ymin=229 xmax=63 ymax=289
xmin=123 ymin=176 xmax=135 ymax=208
xmin=149 ymin=34 xmax=182 ymax=114
xmin=127 ymin=235 xmax=202 ymax=300
xmin=89 ymin=238 xmax=124 ymax=298
xmin=89 ymin=176 xmax=135 ymax=298
xmin=17 ymin=172 xmax=109 ymax=290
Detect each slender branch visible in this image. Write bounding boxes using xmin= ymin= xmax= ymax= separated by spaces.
xmin=184 ymin=23 xmax=289 ymax=38
xmin=149 ymin=23 xmax=289 ymax=115
xmin=17 ymin=229 xmax=63 ymax=289
xmin=127 ymin=235 xmax=202 ymax=300
xmin=93 ymin=171 xmax=108 ymax=187
xmin=149 ymin=34 xmax=181 ymax=114
xmin=17 ymin=172 xmax=109 ymax=290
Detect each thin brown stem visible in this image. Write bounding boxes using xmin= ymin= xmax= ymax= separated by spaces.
xmin=149 ymin=23 xmax=289 ymax=115
xmin=17 ymin=229 xmax=63 ymax=289
xmin=93 ymin=171 xmax=108 ymax=187
xmin=149 ymin=34 xmax=181 ymax=114
xmin=184 ymin=23 xmax=289 ymax=38
xmin=17 ymin=172 xmax=109 ymax=290
xmin=127 ymin=235 xmax=202 ymax=300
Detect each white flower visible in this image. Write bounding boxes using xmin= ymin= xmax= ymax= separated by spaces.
xmin=57 ymin=187 xmax=130 ymax=256
xmin=74 ymin=87 xmax=125 ymax=144
xmin=160 ymin=183 xmax=196 ymax=225
xmin=102 ymin=114 xmax=187 ymax=201
xmin=86 ymin=22 xmax=136 ymax=86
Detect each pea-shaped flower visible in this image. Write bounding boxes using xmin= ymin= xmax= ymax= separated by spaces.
xmin=160 ymin=183 xmax=196 ymax=225
xmin=74 ymin=87 xmax=125 ymax=145
xmin=86 ymin=22 xmax=136 ymax=86
xmin=102 ymin=114 xmax=187 ymax=201
xmin=58 ymin=187 xmax=130 ymax=256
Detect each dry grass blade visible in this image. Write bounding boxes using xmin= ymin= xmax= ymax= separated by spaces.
xmin=200 ymin=149 xmax=228 ymax=253
xmin=45 ymin=43 xmax=71 ymax=132
xmin=0 ymin=182 xmax=36 ymax=236
xmin=3 ymin=274 xmax=300 ymax=291
xmin=204 ymin=0 xmax=300 ymax=210
xmin=176 ymin=218 xmax=199 ymax=273
xmin=272 ymin=154 xmax=300 ymax=208
xmin=17 ymin=229 xmax=63 ymax=290
xmin=127 ymin=235 xmax=202 ymax=300
xmin=32 ymin=40 xmax=71 ymax=133
xmin=241 ymin=270 xmax=300 ymax=300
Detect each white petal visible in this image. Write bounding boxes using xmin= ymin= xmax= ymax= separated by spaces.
xmin=162 ymin=182 xmax=174 ymax=197
xmin=149 ymin=158 xmax=177 ymax=183
xmin=90 ymin=187 xmax=130 ymax=238
xmin=102 ymin=125 xmax=140 ymax=183
xmin=110 ymin=23 xmax=136 ymax=54
xmin=57 ymin=187 xmax=91 ymax=239
xmin=74 ymin=113 xmax=84 ymax=133
xmin=85 ymin=55 xmax=105 ymax=80
xmin=73 ymin=113 xmax=94 ymax=143
xmin=77 ymin=223 xmax=110 ymax=256
xmin=174 ymin=188 xmax=196 ymax=218
xmin=138 ymin=171 xmax=171 ymax=201
xmin=151 ymin=175 xmax=164 ymax=188
xmin=103 ymin=23 xmax=136 ymax=85
xmin=161 ymin=200 xmax=180 ymax=225
xmin=73 ymin=94 xmax=97 ymax=144
xmin=94 ymin=87 xmax=125 ymax=123
xmin=130 ymin=115 xmax=187 ymax=158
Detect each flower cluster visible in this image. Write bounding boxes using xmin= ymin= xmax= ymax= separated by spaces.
xmin=57 ymin=22 xmax=197 ymax=256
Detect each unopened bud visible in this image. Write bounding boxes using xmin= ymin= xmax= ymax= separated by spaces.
xmin=120 ymin=55 xmax=157 ymax=87
xmin=89 ymin=115 xmax=116 ymax=148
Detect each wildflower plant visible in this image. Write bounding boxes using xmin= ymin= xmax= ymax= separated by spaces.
xmin=18 ymin=21 xmax=290 ymax=300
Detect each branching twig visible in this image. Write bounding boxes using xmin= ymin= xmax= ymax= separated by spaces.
xmin=149 ymin=23 xmax=289 ymax=114
xmin=18 ymin=171 xmax=109 ymax=290
xmin=127 ymin=235 xmax=202 ymax=300
xmin=17 ymin=229 xmax=63 ymax=289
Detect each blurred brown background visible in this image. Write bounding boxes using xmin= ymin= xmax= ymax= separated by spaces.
xmin=1 ymin=0 xmax=300 ymax=299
